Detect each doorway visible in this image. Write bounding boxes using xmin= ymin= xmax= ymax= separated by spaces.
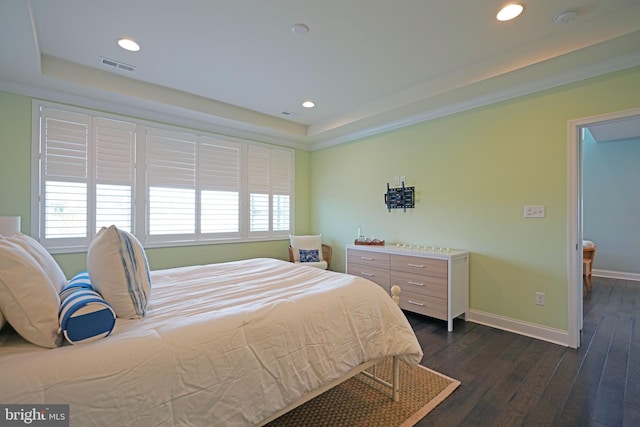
xmin=567 ymin=106 xmax=640 ymax=348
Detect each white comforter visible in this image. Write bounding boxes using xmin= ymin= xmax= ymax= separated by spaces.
xmin=0 ymin=258 xmax=423 ymax=426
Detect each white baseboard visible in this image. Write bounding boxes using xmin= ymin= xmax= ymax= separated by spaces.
xmin=466 ymin=271 xmax=638 ymax=347
xmin=467 ymin=310 xmax=569 ymax=347
xmin=593 ymin=269 xmax=640 ymax=282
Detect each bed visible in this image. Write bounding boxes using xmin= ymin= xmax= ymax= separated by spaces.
xmin=0 ymin=255 xmax=423 ymax=426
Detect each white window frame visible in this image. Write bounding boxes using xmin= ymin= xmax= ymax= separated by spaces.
xmin=31 ymin=100 xmax=294 ymax=253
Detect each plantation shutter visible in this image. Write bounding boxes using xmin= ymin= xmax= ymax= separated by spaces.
xmin=40 ymin=108 xmax=90 ymax=241
xmin=146 ymin=127 xmax=197 ymax=237
xmin=248 ymin=145 xmax=270 ymax=232
xmin=94 ymin=117 xmax=136 ymax=233
xmin=199 ymin=137 xmax=241 ymax=235
xmin=271 ymin=149 xmax=292 ymax=232
xmin=247 ymin=145 xmax=293 ymax=235
xmin=34 ymin=101 xmax=296 ymax=251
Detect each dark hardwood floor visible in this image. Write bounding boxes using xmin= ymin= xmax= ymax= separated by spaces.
xmin=409 ymin=276 xmax=640 ymax=427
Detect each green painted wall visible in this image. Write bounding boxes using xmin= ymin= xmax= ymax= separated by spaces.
xmin=0 ymin=92 xmax=32 ymax=227
xmin=294 ymin=149 xmax=311 ymax=234
xmin=310 ymin=66 xmax=640 ymax=331
xmin=583 ymin=131 xmax=640 ymax=274
xmin=0 ymin=91 xmax=312 ymax=278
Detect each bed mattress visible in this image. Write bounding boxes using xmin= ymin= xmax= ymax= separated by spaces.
xmin=0 ymin=258 xmax=423 ymax=426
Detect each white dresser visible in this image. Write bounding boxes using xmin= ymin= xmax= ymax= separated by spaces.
xmin=346 ymin=244 xmax=469 ymax=331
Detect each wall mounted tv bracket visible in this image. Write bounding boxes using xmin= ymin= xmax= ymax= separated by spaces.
xmin=385 ymin=182 xmax=415 ymax=212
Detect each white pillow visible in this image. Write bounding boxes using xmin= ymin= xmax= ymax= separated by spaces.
xmin=7 ymin=232 xmax=67 ymax=292
xmin=0 ymin=238 xmax=62 ymax=348
xmin=289 ymin=234 xmax=324 ymax=263
xmin=87 ymin=225 xmax=151 ymax=319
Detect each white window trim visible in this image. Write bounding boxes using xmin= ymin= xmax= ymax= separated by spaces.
xmin=31 ymin=100 xmax=295 ymax=253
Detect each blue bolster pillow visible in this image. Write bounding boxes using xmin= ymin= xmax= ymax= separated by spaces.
xmin=59 ymin=273 xmax=116 ymax=344
xmin=59 ymin=272 xmax=94 ymax=301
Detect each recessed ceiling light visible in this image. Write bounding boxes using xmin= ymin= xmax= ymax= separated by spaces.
xmin=117 ymin=38 xmax=140 ymax=52
xmin=496 ymin=3 xmax=524 ymax=21
xmin=302 ymin=101 xmax=315 ymax=108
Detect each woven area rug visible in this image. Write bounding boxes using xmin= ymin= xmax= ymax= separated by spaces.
xmin=266 ymin=358 xmax=460 ymax=427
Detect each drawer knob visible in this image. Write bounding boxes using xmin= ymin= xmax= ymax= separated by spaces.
xmin=408 ymin=263 xmax=425 ymax=268
xmin=360 ymin=272 xmax=375 ymax=277
xmin=408 ymin=281 xmax=424 ymax=287
xmin=361 ymin=256 xmax=374 ymax=261
xmin=408 ymin=300 xmax=425 ymax=307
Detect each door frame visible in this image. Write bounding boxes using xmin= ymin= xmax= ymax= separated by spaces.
xmin=567 ymin=106 xmax=640 ymax=348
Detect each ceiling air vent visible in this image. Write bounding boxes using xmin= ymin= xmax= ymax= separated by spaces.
xmin=99 ymin=57 xmax=135 ymax=72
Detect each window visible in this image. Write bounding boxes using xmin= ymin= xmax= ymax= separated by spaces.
xmin=248 ymin=146 xmax=293 ymax=236
xmin=36 ymin=109 xmax=135 ymax=250
xmin=146 ymin=128 xmax=197 ymax=238
xmin=94 ymin=117 xmax=135 ymax=233
xmin=199 ymin=136 xmax=241 ymax=236
xmin=40 ymin=109 xmax=90 ymax=242
xmin=33 ymin=102 xmax=294 ymax=252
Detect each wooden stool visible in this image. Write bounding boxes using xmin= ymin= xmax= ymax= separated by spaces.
xmin=583 ymin=245 xmax=596 ymax=292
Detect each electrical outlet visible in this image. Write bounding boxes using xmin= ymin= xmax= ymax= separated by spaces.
xmin=400 ymin=175 xmax=406 ymax=185
xmin=535 ymin=292 xmax=545 ymax=306
xmin=394 ymin=176 xmax=400 ymax=186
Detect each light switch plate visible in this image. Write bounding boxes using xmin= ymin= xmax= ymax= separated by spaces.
xmin=524 ymin=205 xmax=545 ymax=218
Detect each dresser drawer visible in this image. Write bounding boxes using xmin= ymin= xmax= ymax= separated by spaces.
xmin=346 ymin=244 xmax=468 ymax=332
xmin=347 ymin=249 xmax=390 ymax=269
xmin=390 ymin=255 xmax=447 ymax=278
xmin=347 ymin=263 xmax=390 ymax=291
xmin=399 ymin=290 xmax=447 ymax=321
xmin=391 ymin=270 xmax=447 ymax=299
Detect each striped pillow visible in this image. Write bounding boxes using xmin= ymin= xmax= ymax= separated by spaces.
xmin=59 ymin=278 xmax=116 ymax=344
xmin=87 ymin=226 xmax=151 ymax=319
xmin=59 ymin=271 xmax=94 ymax=301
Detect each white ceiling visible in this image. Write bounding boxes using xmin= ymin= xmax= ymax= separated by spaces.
xmin=588 ymin=115 xmax=640 ymax=142
xmin=1 ymin=0 xmax=639 ymax=150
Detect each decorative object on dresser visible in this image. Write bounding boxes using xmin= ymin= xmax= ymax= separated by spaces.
xmin=346 ymin=244 xmax=469 ymax=331
xmin=354 ymin=239 xmax=385 ymax=246
xmin=353 ymin=225 xmax=384 ymax=245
